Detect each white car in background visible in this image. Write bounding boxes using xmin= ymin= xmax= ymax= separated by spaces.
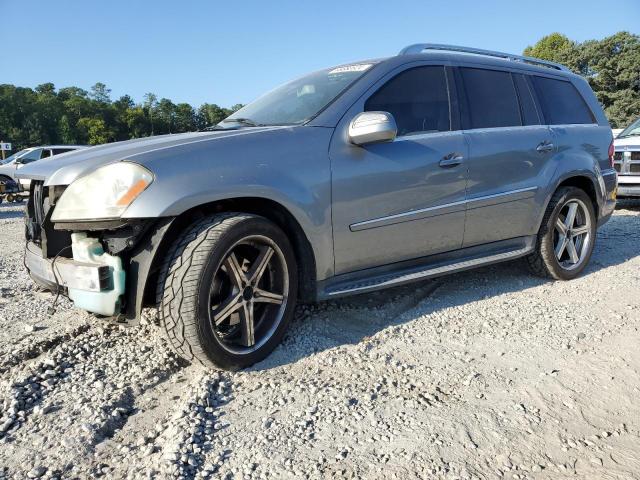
xmin=613 ymin=118 xmax=640 ymax=197
xmin=0 ymin=145 xmax=86 ymax=189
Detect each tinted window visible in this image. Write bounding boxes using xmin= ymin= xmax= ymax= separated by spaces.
xmin=531 ymin=76 xmax=594 ymax=125
xmin=365 ymin=66 xmax=450 ymax=136
xmin=41 ymin=149 xmax=52 ymax=159
xmin=20 ymin=148 xmax=43 ymax=163
xmin=460 ymin=68 xmax=521 ymax=129
xmin=513 ymin=74 xmax=541 ymax=126
xmin=52 ymin=148 xmax=72 ymax=155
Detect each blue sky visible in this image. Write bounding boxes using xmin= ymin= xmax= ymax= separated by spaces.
xmin=2 ymin=0 xmax=638 ymax=108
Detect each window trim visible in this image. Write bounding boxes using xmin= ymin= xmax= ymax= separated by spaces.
xmin=362 ymin=64 xmax=454 ymax=139
xmin=512 ymin=73 xmax=542 ymax=126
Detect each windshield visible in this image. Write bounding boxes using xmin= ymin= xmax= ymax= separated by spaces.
xmin=221 ymin=63 xmax=376 ymax=127
xmin=0 ymin=148 xmax=32 ymax=165
xmin=618 ymin=117 xmax=640 ymax=138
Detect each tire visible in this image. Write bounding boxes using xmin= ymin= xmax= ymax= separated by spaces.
xmin=157 ymin=213 xmax=298 ymax=370
xmin=526 ymin=187 xmax=596 ymax=280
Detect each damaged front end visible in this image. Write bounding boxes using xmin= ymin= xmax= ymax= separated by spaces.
xmin=24 ymin=180 xmax=166 ymax=319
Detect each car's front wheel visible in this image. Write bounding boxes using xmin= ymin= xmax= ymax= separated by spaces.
xmin=527 ymin=186 xmax=596 ymax=280
xmin=157 ymin=213 xmax=298 ymax=370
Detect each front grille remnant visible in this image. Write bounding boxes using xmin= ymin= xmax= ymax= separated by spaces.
xmin=26 ymin=181 xmax=45 ymax=245
xmin=25 ymin=181 xmax=72 ymax=258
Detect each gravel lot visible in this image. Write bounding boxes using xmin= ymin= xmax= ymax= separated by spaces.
xmin=0 ymin=200 xmax=639 ymax=479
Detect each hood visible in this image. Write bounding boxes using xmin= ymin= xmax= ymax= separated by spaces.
xmin=16 ymin=127 xmax=288 ymax=186
xmin=614 ymin=135 xmax=640 ymax=150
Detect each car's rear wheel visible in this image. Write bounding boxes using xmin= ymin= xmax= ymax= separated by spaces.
xmin=527 ymin=187 xmax=596 ymax=280
xmin=157 ymin=213 xmax=298 ymax=370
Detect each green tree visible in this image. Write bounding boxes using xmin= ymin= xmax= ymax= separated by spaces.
xmin=174 ymin=103 xmax=196 ymax=132
xmin=77 ymin=117 xmax=111 ymax=145
xmin=143 ymin=93 xmax=158 ymax=135
xmin=90 ymin=82 xmax=112 ymax=103
xmin=576 ymin=32 xmax=640 ymax=127
xmin=524 ymin=33 xmax=578 ymax=65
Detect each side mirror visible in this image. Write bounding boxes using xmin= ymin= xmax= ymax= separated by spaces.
xmin=348 ymin=111 xmax=397 ymax=146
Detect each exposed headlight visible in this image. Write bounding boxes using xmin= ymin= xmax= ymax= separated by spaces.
xmin=51 ymin=162 xmax=153 ymax=221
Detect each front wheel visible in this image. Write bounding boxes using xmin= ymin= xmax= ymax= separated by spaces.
xmin=527 ymin=187 xmax=596 ymax=280
xmin=157 ymin=213 xmax=298 ymax=370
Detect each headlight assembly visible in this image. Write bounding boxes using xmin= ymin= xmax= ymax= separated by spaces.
xmin=51 ymin=162 xmax=153 ymax=221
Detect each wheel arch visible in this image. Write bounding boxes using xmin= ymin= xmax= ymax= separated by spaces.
xmin=555 ymin=175 xmax=599 ymax=215
xmin=140 ymin=197 xmax=318 ymax=313
xmin=537 ymin=173 xmax=600 ymax=233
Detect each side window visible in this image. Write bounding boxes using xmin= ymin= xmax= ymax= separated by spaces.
xmin=52 ymin=148 xmax=71 ymax=155
xmin=41 ymin=149 xmax=52 ymax=159
xmin=20 ymin=148 xmax=43 ymax=164
xmin=459 ymin=68 xmax=521 ymax=129
xmin=531 ymin=76 xmax=595 ymax=125
xmin=513 ymin=74 xmax=541 ymax=126
xmin=365 ymin=66 xmax=450 ymax=137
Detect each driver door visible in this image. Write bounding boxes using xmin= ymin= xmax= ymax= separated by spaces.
xmin=329 ymin=64 xmax=468 ymax=274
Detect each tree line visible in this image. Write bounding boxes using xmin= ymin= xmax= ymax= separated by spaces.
xmin=524 ymin=31 xmax=639 ymax=128
xmin=0 ymin=82 xmax=243 ymax=151
xmin=1 ymin=31 xmax=638 ymax=152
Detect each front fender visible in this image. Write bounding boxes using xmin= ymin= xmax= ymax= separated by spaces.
xmin=121 ymin=126 xmax=335 ymax=281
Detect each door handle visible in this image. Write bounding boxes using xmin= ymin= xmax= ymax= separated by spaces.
xmin=536 ymin=141 xmax=554 ymax=153
xmin=439 ymin=152 xmax=464 ymax=168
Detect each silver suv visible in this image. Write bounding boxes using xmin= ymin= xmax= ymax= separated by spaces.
xmin=18 ymin=44 xmax=617 ymax=370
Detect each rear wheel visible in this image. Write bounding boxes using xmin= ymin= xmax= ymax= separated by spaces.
xmin=527 ymin=187 xmax=596 ymax=280
xmin=157 ymin=213 xmax=298 ymax=370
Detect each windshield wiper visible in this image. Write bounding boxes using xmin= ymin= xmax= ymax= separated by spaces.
xmin=221 ymin=117 xmax=265 ymax=127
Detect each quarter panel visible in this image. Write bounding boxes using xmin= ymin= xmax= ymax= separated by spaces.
xmin=535 ymin=124 xmax=613 ymax=228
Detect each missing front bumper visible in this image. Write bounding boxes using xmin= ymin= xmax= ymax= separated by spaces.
xmin=25 ymin=242 xmax=111 ymax=292
xmin=25 ymin=239 xmax=125 ymax=316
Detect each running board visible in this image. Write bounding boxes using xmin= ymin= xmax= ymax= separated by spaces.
xmin=324 ymin=243 xmax=533 ymax=298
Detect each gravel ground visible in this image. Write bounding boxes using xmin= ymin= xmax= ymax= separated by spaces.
xmin=0 ymin=200 xmax=639 ymax=479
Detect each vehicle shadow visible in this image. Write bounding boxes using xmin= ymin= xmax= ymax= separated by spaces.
xmin=252 ymin=209 xmax=640 ymax=371
xmin=616 ymin=198 xmax=640 ymax=212
xmin=0 ymin=202 xmax=25 ymax=220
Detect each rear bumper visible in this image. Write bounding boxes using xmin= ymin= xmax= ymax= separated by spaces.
xmin=598 ymin=170 xmax=618 ymax=227
xmin=617 ymin=175 xmax=640 ymax=197
xmin=25 ymin=242 xmax=111 ymax=292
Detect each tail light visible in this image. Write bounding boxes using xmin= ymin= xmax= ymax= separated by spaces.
xmin=608 ymin=140 xmax=615 ymax=168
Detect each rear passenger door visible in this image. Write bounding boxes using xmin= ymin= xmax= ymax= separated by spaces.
xmin=456 ymin=67 xmax=554 ymax=247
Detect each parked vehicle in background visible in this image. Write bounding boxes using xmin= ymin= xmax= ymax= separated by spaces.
xmin=17 ymin=44 xmax=616 ymax=370
xmin=612 ymin=128 xmax=624 ymax=137
xmin=613 ymin=117 xmax=640 ymax=197
xmin=0 ymin=145 xmax=86 ymax=190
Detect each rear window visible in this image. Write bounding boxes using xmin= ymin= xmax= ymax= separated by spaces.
xmin=459 ymin=68 xmax=521 ymax=129
xmin=531 ymin=76 xmax=594 ymax=125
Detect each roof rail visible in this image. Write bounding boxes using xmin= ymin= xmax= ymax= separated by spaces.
xmin=398 ymin=43 xmax=570 ymax=72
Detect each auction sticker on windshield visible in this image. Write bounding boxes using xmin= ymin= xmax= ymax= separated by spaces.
xmin=328 ymin=64 xmax=373 ymax=74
